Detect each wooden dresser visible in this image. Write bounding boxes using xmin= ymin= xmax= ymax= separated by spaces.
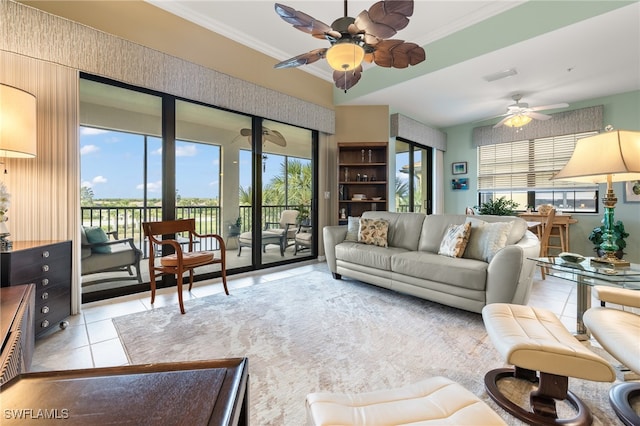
xmin=0 ymin=285 xmax=35 ymax=385
xmin=1 ymin=241 xmax=71 ymax=338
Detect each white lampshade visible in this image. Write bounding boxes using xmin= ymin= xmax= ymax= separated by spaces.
xmin=0 ymin=83 xmax=37 ymax=158
xmin=552 ymin=130 xmax=640 ymax=183
xmin=503 ymin=114 xmax=533 ymax=128
xmin=326 ymin=42 xmax=365 ymax=72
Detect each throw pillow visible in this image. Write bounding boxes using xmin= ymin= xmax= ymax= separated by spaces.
xmin=438 ymin=222 xmax=471 ymax=258
xmin=84 ymin=226 xmax=111 ymax=254
xmin=463 ymin=218 xmax=513 ymax=262
xmin=358 ymin=218 xmax=389 ymax=248
xmin=344 ymin=216 xmax=360 ymax=242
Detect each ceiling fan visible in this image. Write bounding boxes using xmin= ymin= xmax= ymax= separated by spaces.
xmin=233 ymin=127 xmax=287 ymax=147
xmin=273 ymin=0 xmax=426 ymax=92
xmin=492 ymin=94 xmax=569 ymax=129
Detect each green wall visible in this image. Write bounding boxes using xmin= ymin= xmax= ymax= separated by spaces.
xmin=441 ymin=90 xmax=640 ymax=263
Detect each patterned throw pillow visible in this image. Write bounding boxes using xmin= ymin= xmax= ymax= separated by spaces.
xmin=438 ymin=222 xmax=472 ymax=258
xmin=344 ymin=216 xmax=360 ymax=242
xmin=358 ymin=218 xmax=389 ymax=247
xmin=463 ymin=218 xmax=513 ymax=263
xmin=83 ymin=226 xmax=111 ymax=254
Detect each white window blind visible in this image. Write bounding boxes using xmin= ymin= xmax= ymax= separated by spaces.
xmin=478 ymin=131 xmax=598 ymax=191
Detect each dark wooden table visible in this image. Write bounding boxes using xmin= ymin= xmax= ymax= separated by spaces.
xmin=0 ymin=358 xmax=249 ymax=425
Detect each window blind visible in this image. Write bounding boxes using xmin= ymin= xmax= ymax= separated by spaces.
xmin=478 ymin=131 xmax=598 ymax=191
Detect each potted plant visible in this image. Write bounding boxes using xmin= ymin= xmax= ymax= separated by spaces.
xmin=229 ymin=216 xmax=241 ymax=236
xmin=588 ymin=220 xmax=629 ymax=259
xmin=476 ymin=197 xmax=519 ymax=216
xmin=297 ymin=204 xmax=310 ymax=226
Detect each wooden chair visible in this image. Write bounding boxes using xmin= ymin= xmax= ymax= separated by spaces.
xmin=142 ymin=219 xmax=228 ymax=314
xmin=538 ymin=208 xmax=556 ymax=280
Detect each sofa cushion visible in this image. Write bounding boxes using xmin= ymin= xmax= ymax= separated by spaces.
xmin=391 ymin=251 xmax=488 ymax=291
xmin=336 ymin=242 xmax=408 ymax=272
xmin=438 ymin=222 xmax=471 ymax=258
xmin=84 ymin=226 xmax=111 ymax=254
xmin=344 ymin=216 xmax=360 ymax=242
xmin=463 ymin=218 xmax=513 ymax=263
xmin=359 ymin=218 xmax=389 ymax=247
xmin=418 ymin=214 xmax=467 ymax=253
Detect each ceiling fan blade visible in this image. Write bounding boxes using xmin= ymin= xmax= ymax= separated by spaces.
xmin=530 ymin=102 xmax=569 ymax=111
xmin=240 ymin=128 xmax=251 ymax=136
xmin=355 ymin=11 xmax=399 ymax=44
xmin=367 ymin=1 xmax=411 ymax=31
xmin=264 ymin=129 xmax=287 ymax=147
xmin=274 ymin=48 xmax=328 ymax=69
xmin=372 ymin=40 xmax=425 ymax=68
xmin=333 ymin=66 xmax=363 ymax=91
xmin=274 ymin=3 xmax=334 ymax=39
xmin=527 ymin=111 xmax=552 ymax=120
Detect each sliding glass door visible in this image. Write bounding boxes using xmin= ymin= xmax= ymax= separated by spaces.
xmin=395 ymin=139 xmax=433 ymax=214
xmin=79 ymin=75 xmax=317 ymax=302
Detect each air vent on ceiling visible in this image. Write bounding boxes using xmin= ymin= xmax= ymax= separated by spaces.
xmin=483 ymin=68 xmax=518 ymax=82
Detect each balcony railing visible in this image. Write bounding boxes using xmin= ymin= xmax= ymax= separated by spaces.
xmin=81 ymin=204 xmax=306 ymax=258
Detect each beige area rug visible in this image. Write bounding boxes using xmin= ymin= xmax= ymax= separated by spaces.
xmin=113 ymin=271 xmax=621 ymax=425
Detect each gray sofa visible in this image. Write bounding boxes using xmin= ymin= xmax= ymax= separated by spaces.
xmin=323 ymin=211 xmax=540 ymax=314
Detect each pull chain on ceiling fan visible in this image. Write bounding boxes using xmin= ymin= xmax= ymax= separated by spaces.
xmin=274 ymin=0 xmax=426 ymax=92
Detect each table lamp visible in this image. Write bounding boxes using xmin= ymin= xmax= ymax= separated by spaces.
xmin=552 ymin=129 xmax=640 ymax=267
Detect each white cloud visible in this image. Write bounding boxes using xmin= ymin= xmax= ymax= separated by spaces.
xmin=81 ymin=180 xmax=93 ymax=188
xmin=92 ymin=176 xmax=107 ymax=184
xmin=176 ymin=145 xmax=197 ymax=157
xmin=152 ymin=147 xmax=162 ymax=156
xmin=80 ymin=144 xmax=99 ymax=155
xmin=137 ymin=180 xmax=162 ymax=193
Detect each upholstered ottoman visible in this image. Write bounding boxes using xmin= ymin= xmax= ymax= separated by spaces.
xmin=482 ymin=303 xmax=616 ymax=425
xmin=306 ymin=376 xmax=506 ymax=425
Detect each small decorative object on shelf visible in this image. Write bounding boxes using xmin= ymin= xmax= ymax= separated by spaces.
xmin=361 ymin=149 xmax=365 ymax=162
xmin=368 ymin=149 xmax=372 ymax=163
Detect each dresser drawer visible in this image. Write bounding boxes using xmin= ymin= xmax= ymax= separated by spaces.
xmin=4 ymin=242 xmax=71 ymax=284
xmin=35 ymin=292 xmax=70 ymax=331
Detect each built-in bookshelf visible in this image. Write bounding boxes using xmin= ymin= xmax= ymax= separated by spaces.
xmin=337 ymin=142 xmax=388 ymax=223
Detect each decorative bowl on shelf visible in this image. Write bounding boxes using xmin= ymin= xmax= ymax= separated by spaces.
xmin=372 ymin=197 xmax=382 ymax=201
xmin=351 ymin=194 xmax=366 ymax=200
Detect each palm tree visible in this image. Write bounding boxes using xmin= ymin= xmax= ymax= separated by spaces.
xmin=266 ymin=159 xmax=312 ymax=207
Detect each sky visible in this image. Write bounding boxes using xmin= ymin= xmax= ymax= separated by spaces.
xmin=80 ymin=127 xmax=284 ymax=200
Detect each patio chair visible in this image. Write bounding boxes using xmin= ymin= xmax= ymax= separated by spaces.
xmin=237 ymin=209 xmax=299 ymax=256
xmin=142 ymin=219 xmax=228 ymax=314
xmin=80 ymin=226 xmax=142 ymax=285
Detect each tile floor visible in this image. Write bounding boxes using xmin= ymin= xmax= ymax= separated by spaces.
xmin=32 ymin=261 xmax=586 ymax=372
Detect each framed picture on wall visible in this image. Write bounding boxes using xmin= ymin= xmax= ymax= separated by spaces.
xmin=452 ymin=161 xmax=467 ymax=175
xmin=624 ymin=180 xmax=640 ymax=203
xmin=451 ymin=178 xmax=469 ymax=190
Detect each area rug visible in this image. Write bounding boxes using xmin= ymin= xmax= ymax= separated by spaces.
xmin=113 ymin=271 xmax=620 ymax=425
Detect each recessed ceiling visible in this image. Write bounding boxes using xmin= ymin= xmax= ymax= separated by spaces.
xmin=148 ymin=1 xmax=640 ymax=128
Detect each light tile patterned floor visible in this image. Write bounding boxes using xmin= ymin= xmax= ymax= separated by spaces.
xmin=31 ymin=262 xmax=589 ymax=372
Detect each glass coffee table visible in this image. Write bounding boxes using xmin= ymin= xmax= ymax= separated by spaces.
xmin=532 ymin=256 xmax=640 ymax=340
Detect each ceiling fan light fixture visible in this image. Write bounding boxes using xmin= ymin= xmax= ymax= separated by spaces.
xmin=503 ymin=114 xmax=532 ymax=128
xmin=326 ymin=41 xmax=365 ymax=72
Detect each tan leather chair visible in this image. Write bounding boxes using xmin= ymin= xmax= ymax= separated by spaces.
xmin=143 ymin=219 xmax=228 ymax=314
xmin=584 ymin=286 xmax=640 ymax=426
